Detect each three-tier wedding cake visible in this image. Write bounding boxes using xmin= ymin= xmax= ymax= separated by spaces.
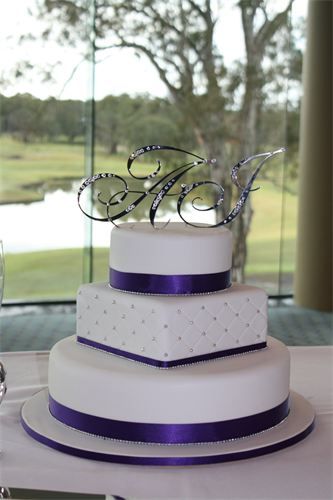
xmin=21 ymin=145 xmax=315 ymax=465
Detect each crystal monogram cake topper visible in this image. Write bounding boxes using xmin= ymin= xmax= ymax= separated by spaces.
xmin=78 ymin=145 xmax=285 ymax=228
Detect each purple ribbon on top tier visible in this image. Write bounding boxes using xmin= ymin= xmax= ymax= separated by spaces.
xmin=109 ymin=268 xmax=231 ymax=295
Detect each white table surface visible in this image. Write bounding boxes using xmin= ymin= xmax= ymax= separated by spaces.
xmin=0 ymin=346 xmax=332 ymax=499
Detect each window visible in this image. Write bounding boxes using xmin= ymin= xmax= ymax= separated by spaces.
xmin=0 ymin=0 xmax=307 ymax=303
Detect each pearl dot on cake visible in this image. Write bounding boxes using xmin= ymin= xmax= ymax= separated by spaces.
xmin=140 ymin=347 xmax=145 ymax=352
xmin=164 ymin=353 xmax=168 ymax=358
xmin=201 ymin=305 xmax=205 ymax=310
xmin=164 ymin=324 xmax=168 ymax=329
xmin=202 ymin=331 xmax=206 ymax=336
xmin=103 ymin=310 xmax=107 ymax=314
xmin=152 ymin=336 xmax=156 ymax=341
xmin=189 ymin=348 xmax=194 ymax=352
xmin=178 ymin=336 xmax=182 ymax=341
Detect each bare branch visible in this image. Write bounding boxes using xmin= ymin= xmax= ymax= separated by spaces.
xmin=115 ymin=39 xmax=179 ymax=96
xmin=57 ymin=55 xmax=87 ymax=97
xmin=187 ymin=0 xmax=207 ymax=19
xmin=256 ymin=0 xmax=293 ymax=48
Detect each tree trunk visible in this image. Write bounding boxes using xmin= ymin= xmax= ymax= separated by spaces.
xmin=235 ymin=0 xmax=293 ymax=281
xmin=232 ymin=56 xmax=262 ymax=282
xmin=109 ymin=140 xmax=118 ymax=155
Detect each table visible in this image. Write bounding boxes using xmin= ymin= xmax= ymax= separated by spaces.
xmin=0 ymin=347 xmax=332 ymax=499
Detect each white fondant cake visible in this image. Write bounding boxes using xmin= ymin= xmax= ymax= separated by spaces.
xmin=76 ymin=282 xmax=267 ymax=364
xmin=110 ymin=222 xmax=232 ymax=275
xmin=49 ymin=336 xmax=289 ymax=425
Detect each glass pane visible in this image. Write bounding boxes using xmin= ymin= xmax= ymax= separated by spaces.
xmin=0 ymin=1 xmax=92 ymax=301
xmin=0 ymin=0 xmax=307 ymax=301
xmin=89 ymin=1 xmax=306 ymax=297
xmin=246 ymin=0 xmax=306 ymax=295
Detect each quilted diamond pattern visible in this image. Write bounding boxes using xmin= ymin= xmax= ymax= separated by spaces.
xmin=77 ymin=282 xmax=267 ymax=362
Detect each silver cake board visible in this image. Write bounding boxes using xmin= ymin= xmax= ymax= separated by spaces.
xmin=21 ymin=389 xmax=315 ymax=466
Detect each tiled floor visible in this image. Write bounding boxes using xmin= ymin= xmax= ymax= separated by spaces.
xmin=0 ymin=301 xmax=332 ymax=352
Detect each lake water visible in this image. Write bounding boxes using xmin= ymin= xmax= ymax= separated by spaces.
xmin=0 ymin=188 xmax=215 ymax=253
xmin=1 ymin=190 xmax=89 ymax=253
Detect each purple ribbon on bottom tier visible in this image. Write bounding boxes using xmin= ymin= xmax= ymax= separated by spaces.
xmin=109 ymin=268 xmax=232 ymax=295
xmin=49 ymin=395 xmax=290 ymax=444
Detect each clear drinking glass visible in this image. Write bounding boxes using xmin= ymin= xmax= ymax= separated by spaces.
xmin=0 ymin=241 xmax=4 ymax=309
xmin=0 ymin=240 xmax=6 ymax=405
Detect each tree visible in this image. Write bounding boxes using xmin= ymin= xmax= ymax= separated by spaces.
xmin=30 ymin=0 xmax=295 ymax=279
xmin=123 ymin=96 xmax=188 ymax=150
xmin=4 ymin=93 xmax=45 ymax=142
xmin=232 ymin=0 xmax=293 ymax=280
xmin=96 ymin=94 xmax=130 ymax=154
xmin=55 ymin=99 xmax=85 ymax=142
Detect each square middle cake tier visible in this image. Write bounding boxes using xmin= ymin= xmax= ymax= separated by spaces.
xmin=76 ymin=282 xmax=267 ymax=367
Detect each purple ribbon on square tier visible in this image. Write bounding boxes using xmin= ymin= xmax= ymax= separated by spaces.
xmin=109 ymin=268 xmax=231 ymax=295
xmin=48 ymin=394 xmax=290 ymax=445
xmin=77 ymin=336 xmax=267 ymax=368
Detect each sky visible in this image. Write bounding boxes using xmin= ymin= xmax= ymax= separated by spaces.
xmin=0 ymin=0 xmax=307 ymax=101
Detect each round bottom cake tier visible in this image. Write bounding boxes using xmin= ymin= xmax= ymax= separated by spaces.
xmin=48 ymin=336 xmax=290 ymax=444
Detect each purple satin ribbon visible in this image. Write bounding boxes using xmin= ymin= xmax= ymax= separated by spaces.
xmin=49 ymin=394 xmax=290 ymax=445
xmin=109 ymin=268 xmax=231 ymax=295
xmin=21 ymin=410 xmax=315 ymax=465
xmin=77 ymin=336 xmax=267 ymax=368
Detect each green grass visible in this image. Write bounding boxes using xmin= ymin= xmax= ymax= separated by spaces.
xmin=1 ymin=137 xmax=84 ymax=203
xmin=0 ymin=135 xmax=151 ymax=204
xmin=247 ymin=181 xmax=297 ymax=276
xmin=4 ymin=247 xmax=109 ymax=300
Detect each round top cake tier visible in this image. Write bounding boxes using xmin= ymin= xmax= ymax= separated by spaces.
xmin=109 ymin=222 xmax=232 ymax=295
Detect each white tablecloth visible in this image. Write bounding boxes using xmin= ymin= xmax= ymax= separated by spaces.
xmin=0 ymin=347 xmax=332 ymax=499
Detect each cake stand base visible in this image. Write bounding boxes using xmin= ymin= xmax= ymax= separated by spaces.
xmin=21 ymin=389 xmax=315 ymax=466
